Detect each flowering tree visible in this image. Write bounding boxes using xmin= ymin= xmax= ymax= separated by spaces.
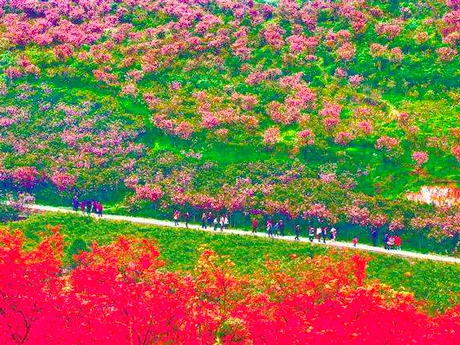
xmin=262 ymin=127 xmax=280 ymax=148
xmin=412 ymin=151 xmax=429 ymax=168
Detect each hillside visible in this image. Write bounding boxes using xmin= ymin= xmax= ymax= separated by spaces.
xmin=0 ymin=0 xmax=459 ymax=244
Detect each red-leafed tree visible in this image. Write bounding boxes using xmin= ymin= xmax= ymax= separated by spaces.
xmin=0 ymin=229 xmax=459 ymax=344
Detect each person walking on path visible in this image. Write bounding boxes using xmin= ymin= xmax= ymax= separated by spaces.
xmin=395 ymin=235 xmax=402 ymax=250
xmin=321 ymin=227 xmax=327 ymax=243
xmin=352 ymin=237 xmax=358 ymax=247
xmin=294 ymin=224 xmax=300 ymax=241
xmin=72 ymin=195 xmax=79 ymax=212
xmin=279 ymin=220 xmax=285 ymax=237
xmin=308 ymin=226 xmax=315 ymax=242
xmin=201 ymin=212 xmax=207 ymax=229
xmin=173 ymin=210 xmax=180 ymax=226
xmin=273 ymin=221 xmax=279 ymax=237
xmin=387 ymin=236 xmax=395 ymax=250
xmin=224 ymin=215 xmax=229 ymax=230
xmin=85 ymin=201 xmax=92 ymax=215
xmin=330 ymin=227 xmax=337 ymax=242
xmin=267 ymin=220 xmax=273 ymax=238
xmin=92 ymin=200 xmax=98 ymax=214
xmin=384 ymin=233 xmax=389 ymax=250
xmin=207 ymin=212 xmax=213 ymax=228
xmin=371 ymin=228 xmax=378 ymax=247
xmin=80 ymin=201 xmax=86 ymax=214
xmin=185 ymin=212 xmax=190 ymax=228
xmin=252 ymin=218 xmax=258 ymax=234
xmin=96 ymin=202 xmax=103 ymax=217
xmin=213 ymin=217 xmax=219 ymax=231
xmin=220 ymin=216 xmax=225 ymax=231
xmin=316 ymin=227 xmax=322 ymax=243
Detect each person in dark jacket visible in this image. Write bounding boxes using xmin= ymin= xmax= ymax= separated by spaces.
xmin=321 ymin=227 xmax=327 ymax=243
xmin=294 ymin=224 xmax=300 ymax=241
xmin=371 ymin=228 xmax=378 ymax=247
xmin=96 ymin=202 xmax=103 ymax=217
xmin=86 ymin=201 xmax=92 ymax=215
xmin=252 ymin=218 xmax=258 ymax=234
xmin=185 ymin=212 xmax=190 ymax=228
xmin=278 ymin=220 xmax=285 ymax=237
xmin=308 ymin=226 xmax=315 ymax=242
xmin=72 ymin=195 xmax=79 ymax=211
xmin=201 ymin=212 xmax=207 ymax=229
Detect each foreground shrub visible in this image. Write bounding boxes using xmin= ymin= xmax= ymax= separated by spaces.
xmin=0 ymin=228 xmax=458 ymax=344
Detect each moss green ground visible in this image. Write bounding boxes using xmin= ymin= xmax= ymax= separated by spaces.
xmin=6 ymin=212 xmax=459 ymax=313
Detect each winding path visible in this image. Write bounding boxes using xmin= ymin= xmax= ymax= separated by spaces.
xmin=24 ymin=204 xmax=460 ymax=264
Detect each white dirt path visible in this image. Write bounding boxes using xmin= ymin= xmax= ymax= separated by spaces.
xmin=23 ymin=204 xmax=460 ymax=264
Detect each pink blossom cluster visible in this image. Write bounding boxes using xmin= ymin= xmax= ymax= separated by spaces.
xmin=154 ymin=114 xmax=195 ymax=139
xmin=297 ymin=129 xmax=315 ymax=146
xmin=336 ymin=42 xmax=356 ymax=61
xmin=375 ymin=21 xmax=403 ymax=40
xmin=135 ymin=185 xmax=164 ymax=202
xmin=348 ymin=74 xmax=363 ymax=86
xmin=412 ymin=151 xmax=429 ymax=167
xmin=231 ymin=93 xmax=258 ymax=111
xmin=50 ymin=172 xmax=77 ymax=192
xmin=286 ymin=35 xmax=319 ymax=54
xmin=370 ymin=214 xmax=388 ymax=228
xmin=375 ymin=136 xmax=400 ymax=151
xmin=389 ymin=47 xmax=404 ymax=62
xmin=320 ymin=102 xmax=342 ymax=131
xmin=266 ymin=76 xmax=316 ymax=125
xmin=436 ymin=47 xmax=458 ymax=62
xmin=262 ymin=24 xmax=285 ymax=50
xmin=325 ymin=30 xmax=352 ymax=48
xmin=356 ymin=121 xmax=373 ymax=135
xmin=339 ymin=5 xmax=367 ymax=33
xmin=389 ymin=218 xmax=405 ymax=232
xmin=262 ymin=127 xmax=280 ymax=147
xmin=2 ymin=0 xmax=120 ymax=49
xmin=245 ymin=68 xmax=282 ymax=86
xmin=452 ymin=145 xmax=460 ymax=162
xmin=346 ymin=206 xmax=371 ymax=227
xmin=231 ymin=27 xmax=252 ymax=61
xmin=303 ymin=203 xmax=331 ymax=221
xmin=442 ymin=9 xmax=460 ymax=45
xmin=10 ymin=166 xmax=40 ymax=189
xmin=334 ymin=132 xmax=354 ymax=146
xmin=370 ymin=43 xmax=388 ymax=58
xmin=319 ymin=173 xmax=336 ymax=184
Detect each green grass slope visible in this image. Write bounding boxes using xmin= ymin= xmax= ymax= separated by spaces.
xmin=7 ymin=212 xmax=460 ymax=312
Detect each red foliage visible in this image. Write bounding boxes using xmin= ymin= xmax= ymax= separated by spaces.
xmin=0 ymin=230 xmax=459 ymax=344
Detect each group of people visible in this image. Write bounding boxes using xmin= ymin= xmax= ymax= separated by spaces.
xmin=72 ymin=195 xmax=103 ymax=217
xmin=305 ymin=225 xmax=337 ymax=243
xmin=255 ymin=219 xmax=339 ymax=243
xmin=256 ymin=219 xmax=286 ymax=237
xmin=171 ymin=211 xmax=402 ymax=250
xmin=174 ymin=212 xmax=343 ymax=244
xmin=173 ymin=210 xmax=230 ymax=231
xmin=384 ymin=233 xmax=402 ymax=250
xmin=371 ymin=229 xmax=402 ymax=250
